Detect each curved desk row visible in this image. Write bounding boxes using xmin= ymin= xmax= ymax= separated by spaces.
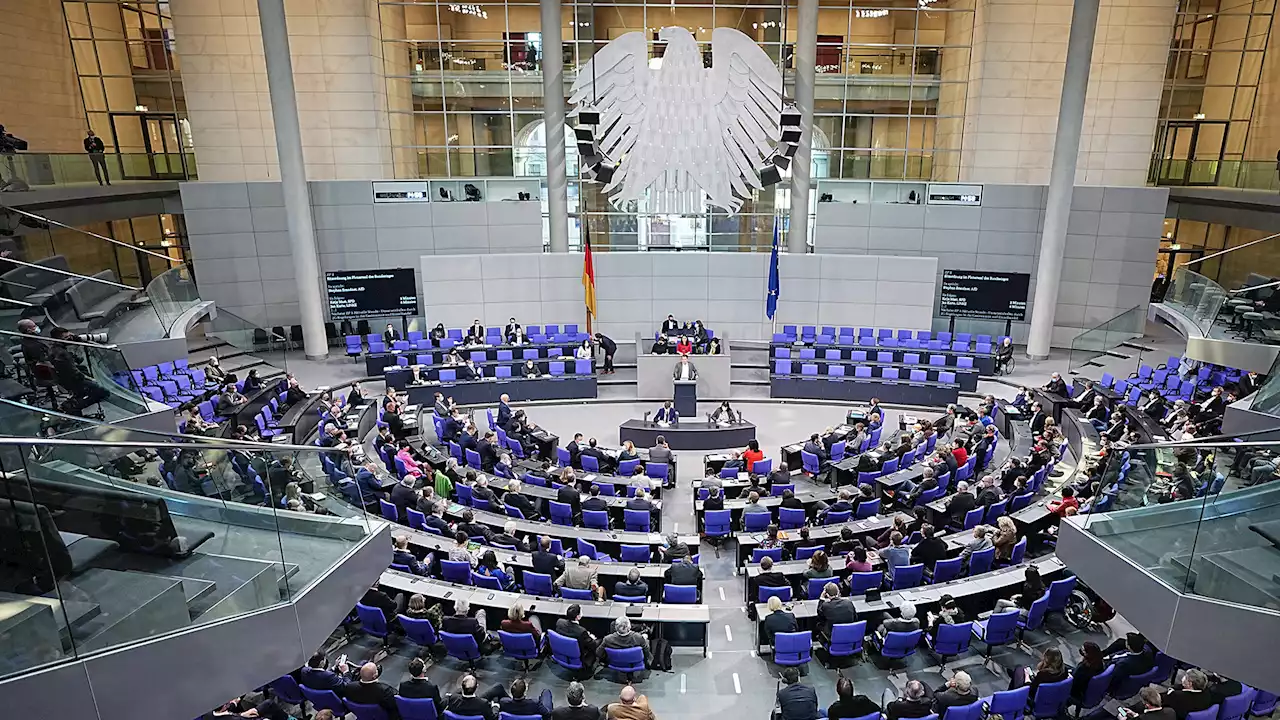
xmin=774 ymin=359 xmax=980 ymax=392
xmin=771 ymin=374 xmax=960 ymax=406
xmin=440 ymin=501 xmax=696 ymax=554
xmin=749 ymin=555 xmax=1066 ymax=652
xmin=401 ymin=375 xmax=597 ymax=406
xmin=364 ymin=343 xmax=589 ymax=376
xmin=380 ymin=570 xmax=711 ymax=656
xmin=618 ymin=419 xmax=757 ymax=451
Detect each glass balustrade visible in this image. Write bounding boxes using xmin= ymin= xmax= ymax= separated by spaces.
xmin=0 ymin=424 xmax=381 ymax=681
xmin=0 ymin=152 xmax=195 ymax=189
xmin=1163 ymin=266 xmax=1230 ymax=336
xmin=0 ymin=329 xmax=150 ymax=421
xmin=1067 ymin=306 xmax=1146 ymax=375
xmin=1077 ymin=437 xmax=1280 ymax=612
xmin=146 ymin=265 xmax=201 ymax=334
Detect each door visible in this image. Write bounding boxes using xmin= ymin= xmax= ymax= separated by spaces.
xmin=1155 ymin=120 xmax=1229 ymax=186
xmin=109 ymin=112 xmax=187 ymax=180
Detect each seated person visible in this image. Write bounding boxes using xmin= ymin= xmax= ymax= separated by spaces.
xmin=613 ymin=568 xmax=649 ymax=599
xmin=654 ymin=400 xmax=679 ymax=424
xmin=761 ymin=595 xmax=798 ymax=646
xmin=499 ymin=602 xmax=544 ymax=644
xmin=441 ymin=597 xmax=493 ymax=650
xmin=876 ymin=601 xmax=920 ymax=641
xmin=475 ymin=549 xmax=516 ymax=590
xmin=558 ymin=555 xmax=603 ymax=600
xmin=597 ymin=615 xmax=650 ymax=666
xmin=815 ymin=582 xmax=856 ymax=642
xmin=932 ymin=671 xmax=978 ymax=717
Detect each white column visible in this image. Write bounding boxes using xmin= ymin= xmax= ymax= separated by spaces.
xmin=1026 ymin=0 xmax=1100 ymax=360
xmin=256 ymin=0 xmax=327 ymax=359
xmin=541 ymin=0 xmax=570 ymax=253
xmin=786 ymin=0 xmax=818 ymax=254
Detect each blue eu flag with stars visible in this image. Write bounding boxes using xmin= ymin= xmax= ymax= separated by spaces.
xmin=766 ymin=221 xmax=780 ymax=320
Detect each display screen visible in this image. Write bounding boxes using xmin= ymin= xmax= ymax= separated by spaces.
xmin=939 ymin=270 xmax=1030 ymax=321
xmin=325 ymin=268 xmax=420 ymax=320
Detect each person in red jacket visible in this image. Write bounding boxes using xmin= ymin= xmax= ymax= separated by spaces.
xmin=1047 ymin=485 xmax=1081 ymax=517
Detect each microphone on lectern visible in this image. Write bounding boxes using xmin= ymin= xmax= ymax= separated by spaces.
xmin=644 ymin=411 xmax=651 ymax=426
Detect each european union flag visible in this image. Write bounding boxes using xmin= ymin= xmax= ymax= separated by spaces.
xmin=766 ymin=221 xmax=780 ymax=320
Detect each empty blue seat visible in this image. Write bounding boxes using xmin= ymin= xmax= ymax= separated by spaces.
xmin=775 ymin=347 xmax=791 ymax=359
xmin=824 ymin=349 xmax=841 ymax=360
xmin=971 ymin=610 xmax=1019 ymax=656
xmin=854 ymin=366 xmax=872 ymax=378
xmin=775 ymin=360 xmax=793 ymax=374
xmin=926 ymin=621 xmax=972 ymax=665
xmin=773 ymin=631 xmax=813 ymax=666
xmin=939 ymin=371 xmax=956 ymax=384
xmin=801 ymin=363 xmax=819 ymax=376
xmin=877 ymin=351 xmax=893 ymax=362
xmin=882 ymin=368 xmax=900 ymax=380
xmin=829 ymin=365 xmax=846 ymax=377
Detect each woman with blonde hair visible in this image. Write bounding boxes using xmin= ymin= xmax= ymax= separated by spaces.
xmin=993 ymin=515 xmax=1018 ymax=562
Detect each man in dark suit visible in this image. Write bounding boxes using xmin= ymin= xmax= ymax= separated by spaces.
xmin=497 ymin=679 xmax=553 ymax=720
xmin=910 ymin=524 xmax=948 ymax=570
xmin=803 ymin=433 xmax=829 ymax=465
xmin=554 ymin=605 xmax=598 ymax=669
xmin=567 ymin=433 xmax=584 ymax=468
xmin=556 ymin=481 xmax=582 ymax=517
xmin=613 ymin=568 xmax=649 ymax=599
xmin=433 ymin=392 xmax=450 ymax=418
xmin=496 ymin=393 xmax=513 ymax=427
xmin=777 ymin=667 xmax=820 ymax=720
xmin=581 ymin=485 xmax=609 ymax=513
xmin=1121 ymin=686 xmax=1175 ymax=720
xmin=503 ymin=480 xmax=540 ymax=521
xmin=626 ymin=489 xmax=655 ymax=514
xmin=478 ymin=432 xmax=501 ymax=471
xmin=470 ymin=474 xmax=500 ymax=508
xmin=398 ymin=658 xmax=442 ymax=708
xmin=749 ymin=555 xmax=789 ymax=604
xmin=580 ymin=438 xmax=613 ymax=472
xmin=778 ymin=488 xmax=805 ymax=511
xmin=341 ymin=663 xmax=399 ymax=718
xmin=490 ymin=521 xmax=527 ymax=551
xmin=300 ymin=652 xmax=349 ymax=691
xmin=944 ymin=482 xmax=977 ymax=527
xmin=1107 ymin=633 xmax=1157 ymax=691
xmin=1044 ymin=372 xmax=1068 ymax=396
xmin=972 ymin=426 xmax=997 ymax=471
xmin=1141 ymin=392 xmax=1167 ymax=420
xmin=703 ymin=485 xmax=726 ymax=512
xmin=888 ymin=680 xmax=934 ymax=720
xmin=443 ymin=675 xmax=497 ymax=720
xmin=531 ymin=535 xmax=565 ymax=576
xmin=932 ymin=670 xmax=978 ymax=717
xmin=661 ymin=315 xmax=681 ymax=334
xmin=1164 ymin=670 xmax=1216 ymax=720
xmin=392 ymin=535 xmax=429 ymax=575
xmin=383 ymin=323 xmax=401 ymax=346
xmin=1029 ymin=402 xmax=1047 ymax=435
xmin=441 ymin=598 xmax=490 ymax=649
xmin=815 ymin=582 xmax=857 ymax=641
xmin=551 ymin=682 xmax=600 ymax=720
xmin=818 ymin=490 xmax=854 ymax=524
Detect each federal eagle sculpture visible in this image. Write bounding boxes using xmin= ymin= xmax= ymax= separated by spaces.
xmin=570 ymin=26 xmax=785 ymax=215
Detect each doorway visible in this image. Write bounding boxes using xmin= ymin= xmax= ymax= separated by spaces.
xmin=108 ymin=112 xmax=188 ymax=180
xmin=1154 ymin=120 xmax=1229 ymax=186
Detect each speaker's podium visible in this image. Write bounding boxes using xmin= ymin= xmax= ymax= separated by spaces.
xmin=673 ymin=380 xmax=697 ymax=417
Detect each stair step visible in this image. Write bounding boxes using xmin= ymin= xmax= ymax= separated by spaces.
xmin=95 ymin=551 xmax=296 ymax=622
xmin=1103 ymin=350 xmax=1132 ymax=360
xmin=1119 ymin=341 xmax=1157 ymax=353
xmin=48 ymin=568 xmax=191 ymax=651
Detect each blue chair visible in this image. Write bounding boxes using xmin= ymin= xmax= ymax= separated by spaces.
xmin=624 ymin=509 xmax=651 ymax=532
xmin=346 ymin=701 xmax=390 ymax=720
xmin=754 ymin=457 xmax=773 ymax=475
xmin=577 ymin=538 xmax=601 ymax=560
xmin=1017 ymin=594 xmax=1050 ymax=640
xmin=356 ymin=603 xmax=390 ymax=645
xmin=379 ymin=499 xmax=399 ymax=523
xmin=617 ymin=545 xmax=648 ymax=564
xmin=440 ymin=631 xmax=483 ymax=669
xmin=891 ymin=563 xmax=924 ymax=589
xmin=805 ymin=577 xmax=833 ymax=599
xmin=582 ymin=455 xmax=600 ymax=473
xmin=967 ymin=546 xmax=995 ymax=575
xmin=445 ymin=713 xmax=486 ymax=720
xmin=744 ymin=512 xmax=772 ymax=532
xmin=779 ymin=507 xmax=806 ymax=529
xmin=773 ymin=631 xmax=813 ymax=666
xmin=794 ymin=545 xmax=822 ymax=561
xmin=1030 ymin=678 xmax=1074 ymax=719
xmin=400 ymin=615 xmax=438 ymax=649
xmin=471 ymin=572 xmax=504 ymax=591
xmin=396 ymin=697 xmax=438 ymax=720
xmin=825 ymin=510 xmax=852 ymax=526
xmin=824 ymin=621 xmax=867 ymax=664
xmin=498 ymin=630 xmax=543 ymax=670
xmin=759 ymin=585 xmax=792 ymax=603
xmin=801 ymin=451 xmax=821 ymax=476
xmin=583 ymin=510 xmax=610 ymax=531
xmin=301 ymin=687 xmax=347 ymax=715
xmin=560 ymin=587 xmax=595 ymax=601
xmin=855 ymin=498 xmax=880 ymax=518
xmin=771 ymin=483 xmax=795 ymax=497
xmin=664 ymin=584 xmax=698 ymax=603
xmin=926 ymin=621 xmax=973 ymax=667
xmin=441 ymin=560 xmax=472 ymax=584
xmin=1186 ymin=708 xmax=1220 ymax=720
xmin=971 ymin=610 xmax=1019 ymax=656
xmin=929 ymin=557 xmax=963 ymax=584
xmin=605 ymin=646 xmax=646 ymax=681
xmin=549 ymin=501 xmax=574 ymax=526
xmin=522 ymin=571 xmax=554 ymax=596
xmin=872 ymin=629 xmax=923 ymax=663
xmin=704 ymin=509 xmax=732 ymax=539
xmin=943 ymin=702 xmax=984 ymax=720
xmin=270 ymin=675 xmax=305 ymax=706
xmin=548 ymin=630 xmax=587 ymax=676
xmin=752 ymin=547 xmax=784 ymax=563
xmin=1221 ymin=690 xmax=1257 ymax=720
xmin=986 ymin=687 xmax=1030 ymax=720
xmin=1074 ymin=665 xmax=1114 ymax=716
xmin=1045 ymin=576 xmax=1077 ymax=616
xmin=1112 ymin=665 xmax=1167 ymax=701
xmin=848 ymin=572 xmax=882 ymax=595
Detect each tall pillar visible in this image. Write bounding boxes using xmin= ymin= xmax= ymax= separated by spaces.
xmin=1026 ymin=0 xmax=1100 ymax=360
xmin=786 ymin=0 xmax=818 ymax=254
xmin=256 ymin=0 xmax=327 ymax=359
xmin=541 ymin=0 xmax=570 ymax=253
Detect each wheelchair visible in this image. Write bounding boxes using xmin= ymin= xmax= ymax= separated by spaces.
xmin=995 ymin=353 xmax=1017 ymax=376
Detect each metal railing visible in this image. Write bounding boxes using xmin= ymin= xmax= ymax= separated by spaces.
xmin=1067 ymin=306 xmax=1146 ymax=375
xmin=0 ymin=152 xmax=195 ymax=190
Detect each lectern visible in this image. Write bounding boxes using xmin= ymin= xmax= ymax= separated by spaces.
xmin=673 ymin=380 xmax=697 ymax=418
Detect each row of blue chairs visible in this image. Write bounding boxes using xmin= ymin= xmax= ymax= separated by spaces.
xmin=773 ymin=326 xmax=1007 ymax=351
xmin=381 ymin=348 xmax=588 ymax=366
xmin=777 ymin=362 xmax=961 ymax=384
xmin=777 ymin=347 xmax=983 ymax=367
xmin=122 ymin=358 xmax=216 ymax=408
xmin=346 ymin=324 xmax=591 ymax=356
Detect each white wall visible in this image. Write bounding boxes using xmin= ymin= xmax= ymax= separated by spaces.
xmin=421 ymin=253 xmax=938 ymax=342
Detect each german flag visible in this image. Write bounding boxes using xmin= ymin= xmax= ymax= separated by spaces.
xmin=582 ymin=226 xmax=597 ymax=326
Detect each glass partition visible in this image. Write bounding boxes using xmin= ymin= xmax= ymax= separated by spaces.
xmin=1067 ymin=306 xmax=1147 ymax=375
xmin=1248 ymin=352 xmax=1280 ymax=415
xmin=0 ymin=431 xmax=379 ymax=681
xmin=1077 ymin=438 xmax=1280 ymax=610
xmin=0 ymin=152 xmax=195 ymax=189
xmin=204 ymin=307 xmax=295 ymax=376
xmin=146 ymin=265 xmax=200 ymax=334
xmin=0 ymin=328 xmax=150 ymax=420
xmin=1162 ymin=265 xmax=1230 ymax=335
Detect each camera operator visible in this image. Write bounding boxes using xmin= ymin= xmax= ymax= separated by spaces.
xmin=16 ymin=319 xmax=49 ymax=378
xmin=47 ymin=327 xmax=109 ymax=415
xmin=0 ymin=124 xmax=30 ymax=192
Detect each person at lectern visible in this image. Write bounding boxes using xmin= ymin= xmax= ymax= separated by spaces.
xmin=383 ymin=323 xmax=401 ymax=346
xmin=655 ymin=400 xmax=679 ymax=425
xmin=672 ymin=355 xmax=698 ymax=381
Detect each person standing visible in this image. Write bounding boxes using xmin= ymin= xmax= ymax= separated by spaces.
xmin=595 ymin=333 xmax=616 ymax=374
xmin=84 ymin=130 xmax=109 ymax=186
